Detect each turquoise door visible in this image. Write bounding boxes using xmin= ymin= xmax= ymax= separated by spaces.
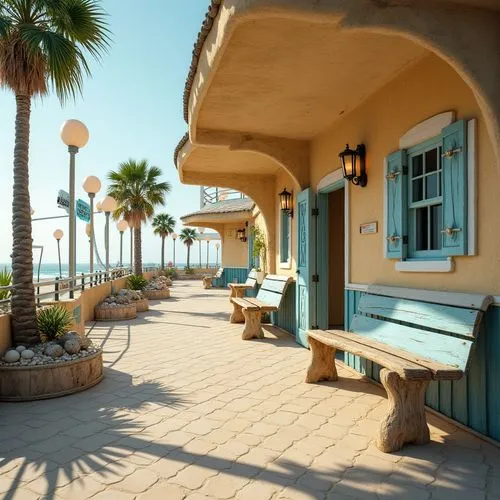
xmin=296 ymin=188 xmax=315 ymax=347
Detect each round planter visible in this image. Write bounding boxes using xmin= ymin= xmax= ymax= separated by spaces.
xmin=143 ymin=289 xmax=170 ymax=300
xmin=94 ymin=303 xmax=137 ymax=321
xmin=0 ymin=350 xmax=103 ymax=402
xmin=134 ymin=298 xmax=149 ymax=312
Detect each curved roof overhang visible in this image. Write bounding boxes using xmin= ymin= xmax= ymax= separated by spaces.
xmin=180 ymin=0 xmax=500 ymax=170
xmin=182 ymin=211 xmax=252 ymax=227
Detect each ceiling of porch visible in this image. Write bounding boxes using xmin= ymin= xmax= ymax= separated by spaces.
xmin=196 ymin=17 xmax=427 ymax=140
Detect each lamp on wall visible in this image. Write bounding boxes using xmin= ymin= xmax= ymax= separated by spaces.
xmin=339 ymin=144 xmax=367 ymax=187
xmin=236 ymin=228 xmax=247 ymax=242
xmin=279 ymin=187 xmax=293 ymax=217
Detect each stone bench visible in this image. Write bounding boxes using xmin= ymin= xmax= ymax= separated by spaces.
xmin=305 ymin=287 xmax=493 ymax=453
xmin=202 ymin=267 xmax=224 ymax=289
xmin=231 ymin=274 xmax=292 ymax=340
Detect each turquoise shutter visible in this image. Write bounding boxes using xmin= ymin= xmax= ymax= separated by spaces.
xmin=385 ymin=150 xmax=407 ymax=259
xmin=441 ymin=120 xmax=467 ymax=256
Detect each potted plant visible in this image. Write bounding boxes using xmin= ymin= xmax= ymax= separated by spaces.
xmin=250 ymin=227 xmax=267 ymax=284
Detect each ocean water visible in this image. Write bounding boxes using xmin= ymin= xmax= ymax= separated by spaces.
xmin=0 ymin=262 xmax=216 ymax=280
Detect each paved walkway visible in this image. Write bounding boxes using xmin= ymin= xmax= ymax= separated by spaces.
xmin=1 ymin=281 xmax=499 ymax=500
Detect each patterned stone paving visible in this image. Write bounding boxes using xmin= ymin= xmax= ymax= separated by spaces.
xmin=1 ymin=281 xmax=499 ymax=499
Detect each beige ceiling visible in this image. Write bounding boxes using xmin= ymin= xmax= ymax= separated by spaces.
xmin=182 ymin=146 xmax=280 ymax=175
xmin=438 ymin=0 xmax=500 ymax=8
xmin=197 ymin=17 xmax=427 ymax=140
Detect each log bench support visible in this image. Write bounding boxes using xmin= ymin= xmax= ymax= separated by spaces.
xmin=202 ymin=276 xmax=213 ymax=289
xmin=306 ymin=336 xmax=338 ymax=383
xmin=230 ymin=300 xmax=245 ymax=324
xmin=242 ymin=309 xmax=263 ymax=340
xmin=378 ymin=369 xmax=430 ymax=453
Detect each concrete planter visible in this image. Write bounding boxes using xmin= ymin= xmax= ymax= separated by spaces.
xmin=143 ymin=289 xmax=170 ymax=300
xmin=94 ymin=303 xmax=137 ymax=321
xmin=0 ymin=350 xmax=103 ymax=401
xmin=134 ymin=298 xmax=149 ymax=312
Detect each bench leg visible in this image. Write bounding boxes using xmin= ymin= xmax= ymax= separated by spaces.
xmin=230 ymin=300 xmax=244 ymax=324
xmin=230 ymin=287 xmax=245 ymax=302
xmin=305 ymin=336 xmax=338 ymax=383
xmin=202 ymin=277 xmax=212 ymax=289
xmin=377 ymin=369 xmax=430 ymax=453
xmin=241 ymin=309 xmax=264 ymax=340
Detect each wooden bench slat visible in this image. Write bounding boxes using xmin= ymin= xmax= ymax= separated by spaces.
xmin=351 ymin=315 xmax=473 ymax=373
xmin=228 ymin=283 xmax=254 ymax=290
xmin=256 ymin=289 xmax=284 ymax=308
xmin=245 ymin=277 xmax=257 ymax=287
xmin=358 ymin=294 xmax=480 ymax=338
xmin=232 ymin=298 xmax=260 ymax=311
xmin=308 ymin=330 xmax=432 ymax=380
xmin=260 ymin=279 xmax=290 ymax=294
xmin=325 ymin=330 xmax=463 ymax=380
xmin=244 ymin=298 xmax=278 ymax=312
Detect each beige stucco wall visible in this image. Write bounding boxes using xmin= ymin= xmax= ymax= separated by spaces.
xmin=221 ymin=223 xmax=248 ymax=268
xmin=310 ymin=54 xmax=500 ymax=294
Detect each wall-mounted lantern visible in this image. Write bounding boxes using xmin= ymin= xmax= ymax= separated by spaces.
xmin=236 ymin=228 xmax=247 ymax=242
xmin=279 ymin=187 xmax=293 ymax=217
xmin=339 ymin=144 xmax=367 ymax=187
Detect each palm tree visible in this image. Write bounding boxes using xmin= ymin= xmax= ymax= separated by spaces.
xmin=152 ymin=213 xmax=176 ymax=270
xmin=179 ymin=228 xmax=198 ymax=269
xmin=108 ymin=160 xmax=171 ymax=275
xmin=0 ymin=0 xmax=110 ymax=345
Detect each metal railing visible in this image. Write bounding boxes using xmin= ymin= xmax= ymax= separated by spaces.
xmin=200 ymin=187 xmax=246 ymax=207
xmin=0 ymin=266 xmax=160 ymax=312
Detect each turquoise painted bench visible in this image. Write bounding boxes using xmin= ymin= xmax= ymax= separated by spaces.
xmin=202 ymin=267 xmax=223 ymax=289
xmin=306 ymin=287 xmax=493 ymax=453
xmin=228 ymin=270 xmax=259 ymax=309
xmin=231 ymin=274 xmax=293 ymax=340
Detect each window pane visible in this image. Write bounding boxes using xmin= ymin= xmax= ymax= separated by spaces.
xmin=430 ymin=204 xmax=442 ymax=250
xmin=412 ymin=154 xmax=423 ymax=177
xmin=426 ymin=173 xmax=439 ymax=199
xmin=412 ymin=178 xmax=423 ymax=202
xmin=415 ymin=207 xmax=428 ymax=251
xmin=425 ymin=148 xmax=438 ymax=173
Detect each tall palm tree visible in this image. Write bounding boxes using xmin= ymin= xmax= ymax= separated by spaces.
xmin=179 ymin=228 xmax=197 ymax=269
xmin=108 ymin=159 xmax=171 ymax=275
xmin=0 ymin=0 xmax=110 ymax=345
xmin=152 ymin=213 xmax=176 ymax=270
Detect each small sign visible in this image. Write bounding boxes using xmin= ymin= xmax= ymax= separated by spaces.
xmin=57 ymin=189 xmax=70 ymax=213
xmin=360 ymin=222 xmax=378 ymax=235
xmin=76 ymin=199 xmax=91 ymax=223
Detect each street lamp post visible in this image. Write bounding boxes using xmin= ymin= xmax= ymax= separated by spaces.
xmin=215 ymin=242 xmax=220 ymax=268
xmin=171 ymin=232 xmax=178 ymax=267
xmin=206 ymin=240 xmax=210 ymax=269
xmin=117 ymin=220 xmax=129 ymax=267
xmin=82 ymin=175 xmax=101 ymax=275
xmin=53 ymin=229 xmax=64 ymax=278
xmin=60 ymin=119 xmax=89 ymax=298
xmin=198 ymin=227 xmax=205 ymax=268
xmin=100 ymin=196 xmax=117 ymax=274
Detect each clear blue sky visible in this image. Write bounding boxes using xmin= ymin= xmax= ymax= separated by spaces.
xmin=0 ymin=0 xmax=216 ymax=267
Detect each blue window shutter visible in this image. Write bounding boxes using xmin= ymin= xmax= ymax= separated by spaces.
xmin=385 ymin=150 xmax=407 ymax=259
xmin=442 ymin=120 xmax=467 ymax=256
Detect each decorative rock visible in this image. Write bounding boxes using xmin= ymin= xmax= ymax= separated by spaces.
xmin=16 ymin=346 xmax=26 ymax=353
xmin=80 ymin=335 xmax=91 ymax=350
xmin=44 ymin=344 xmax=64 ymax=358
xmin=59 ymin=332 xmax=81 ymax=346
xmin=64 ymin=339 xmax=81 ymax=355
xmin=21 ymin=349 xmax=35 ymax=360
xmin=4 ymin=350 xmax=20 ymax=363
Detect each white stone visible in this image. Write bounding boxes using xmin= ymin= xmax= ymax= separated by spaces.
xmin=4 ymin=350 xmax=20 ymax=363
xmin=44 ymin=344 xmax=64 ymax=358
xmin=21 ymin=349 xmax=35 ymax=360
xmin=16 ymin=345 xmax=26 ymax=353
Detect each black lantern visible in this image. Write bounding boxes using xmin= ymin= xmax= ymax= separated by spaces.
xmin=236 ymin=228 xmax=247 ymax=242
xmin=339 ymin=144 xmax=367 ymax=187
xmin=279 ymin=187 xmax=293 ymax=217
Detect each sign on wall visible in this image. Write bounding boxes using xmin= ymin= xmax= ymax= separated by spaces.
xmin=360 ymin=222 xmax=378 ymax=235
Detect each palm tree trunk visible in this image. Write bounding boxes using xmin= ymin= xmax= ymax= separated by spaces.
xmin=187 ymin=244 xmax=191 ymax=268
xmin=161 ymin=236 xmax=165 ymax=270
xmin=11 ymin=95 xmax=37 ymax=345
xmin=134 ymin=225 xmax=142 ymax=275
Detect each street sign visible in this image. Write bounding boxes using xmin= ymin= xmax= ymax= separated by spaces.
xmin=57 ymin=190 xmax=70 ymax=213
xmin=76 ymin=199 xmax=91 ymax=223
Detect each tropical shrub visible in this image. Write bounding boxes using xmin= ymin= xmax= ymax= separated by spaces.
xmin=250 ymin=226 xmax=267 ymax=272
xmin=127 ymin=275 xmax=148 ymax=290
xmin=184 ymin=267 xmax=194 ymax=275
xmin=163 ymin=267 xmax=177 ymax=279
xmin=0 ymin=267 xmax=12 ymax=301
xmin=37 ymin=306 xmax=74 ymax=342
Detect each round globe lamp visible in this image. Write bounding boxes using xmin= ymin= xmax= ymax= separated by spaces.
xmin=82 ymin=176 xmax=101 ymax=274
xmin=117 ymin=220 xmax=129 ymax=267
xmin=53 ymin=229 xmax=64 ymax=278
xmin=60 ymin=119 xmax=89 ymax=148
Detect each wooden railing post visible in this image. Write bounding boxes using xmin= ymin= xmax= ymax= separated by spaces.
xmin=55 ymin=277 xmax=60 ymax=302
xmin=81 ymin=273 xmax=85 ymax=292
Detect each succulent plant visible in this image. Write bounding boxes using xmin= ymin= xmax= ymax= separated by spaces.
xmin=37 ymin=306 xmax=74 ymax=342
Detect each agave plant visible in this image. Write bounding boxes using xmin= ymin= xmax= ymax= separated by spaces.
xmin=37 ymin=306 xmax=74 ymax=342
xmin=127 ymin=274 xmax=148 ymax=291
xmin=0 ymin=267 xmax=12 ymax=301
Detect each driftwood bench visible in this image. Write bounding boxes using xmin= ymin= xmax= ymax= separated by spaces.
xmin=228 ymin=270 xmax=258 ymax=306
xmin=231 ymin=274 xmax=292 ymax=340
xmin=202 ymin=267 xmax=223 ymax=289
xmin=306 ymin=288 xmax=492 ymax=453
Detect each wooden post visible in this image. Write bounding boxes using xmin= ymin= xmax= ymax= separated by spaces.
xmin=241 ymin=309 xmax=264 ymax=340
xmin=54 ymin=277 xmax=60 ymax=302
xmin=305 ymin=336 xmax=338 ymax=383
